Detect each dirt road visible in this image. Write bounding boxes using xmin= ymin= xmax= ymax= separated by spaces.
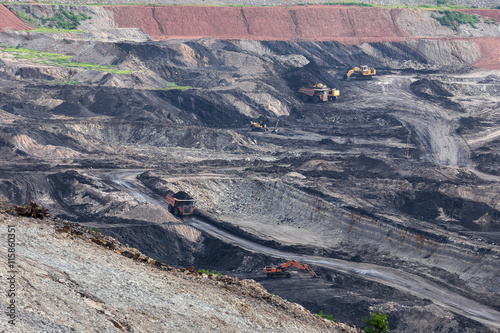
xmin=108 ymin=170 xmax=500 ymax=330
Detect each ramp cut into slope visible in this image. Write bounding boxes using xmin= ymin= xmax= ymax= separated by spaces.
xmin=0 ymin=5 xmax=32 ymax=31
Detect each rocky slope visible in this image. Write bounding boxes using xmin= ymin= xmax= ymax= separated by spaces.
xmin=0 ymin=203 xmax=360 ymax=332
xmin=1 ymin=2 xmax=500 ymax=332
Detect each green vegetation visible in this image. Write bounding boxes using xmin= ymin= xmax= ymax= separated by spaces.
xmin=437 ymin=0 xmax=453 ymax=6
xmin=15 ymin=10 xmax=35 ymax=24
xmin=42 ymin=8 xmax=91 ymax=30
xmin=198 ymin=269 xmax=222 ymax=276
xmin=61 ymin=78 xmax=80 ymax=85
xmin=363 ymin=312 xmax=389 ymax=333
xmin=27 ymin=27 xmax=87 ymax=34
xmin=1 ymin=46 xmax=132 ymax=74
xmin=484 ymin=18 xmax=498 ymax=26
xmin=88 ymin=227 xmax=99 ymax=233
xmin=157 ymin=83 xmax=192 ymax=91
xmin=431 ymin=10 xmax=480 ymax=31
xmin=63 ymin=61 xmax=133 ymax=74
xmin=317 ymin=310 xmax=335 ymax=322
xmin=13 ymin=5 xmax=91 ymax=30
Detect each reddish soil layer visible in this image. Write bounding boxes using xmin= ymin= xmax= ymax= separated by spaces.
xmin=105 ymin=5 xmax=500 ymax=69
xmin=472 ymin=37 xmax=500 ymax=70
xmin=107 ymin=5 xmax=409 ymax=40
xmin=0 ymin=5 xmax=32 ymax=31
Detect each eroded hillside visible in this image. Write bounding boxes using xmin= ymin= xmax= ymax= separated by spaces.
xmin=1 ymin=3 xmax=500 ymax=332
xmin=0 ymin=204 xmax=361 ymax=332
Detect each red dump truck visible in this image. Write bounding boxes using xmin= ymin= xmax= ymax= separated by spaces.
xmin=166 ymin=191 xmax=195 ymax=216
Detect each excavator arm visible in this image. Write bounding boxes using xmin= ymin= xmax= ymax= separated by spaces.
xmin=345 ymin=68 xmax=357 ymax=78
xmin=284 ymin=260 xmax=317 ymax=277
xmin=344 ymin=66 xmax=376 ymax=80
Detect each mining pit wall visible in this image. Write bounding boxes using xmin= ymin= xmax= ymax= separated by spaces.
xmin=163 ymin=177 xmax=500 ymax=296
xmin=1 ymin=4 xmax=500 ymax=69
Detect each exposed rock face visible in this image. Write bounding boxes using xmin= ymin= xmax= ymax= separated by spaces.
xmin=0 ymin=207 xmax=360 ymax=332
xmin=1 ymin=2 xmax=500 ymax=332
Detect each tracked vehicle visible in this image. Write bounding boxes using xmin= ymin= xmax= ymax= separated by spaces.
xmin=264 ymin=260 xmax=317 ymax=278
xmin=344 ymin=65 xmax=376 ymax=80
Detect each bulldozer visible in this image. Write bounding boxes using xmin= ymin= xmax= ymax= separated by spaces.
xmin=298 ymin=83 xmax=340 ymax=103
xmin=344 ymin=65 xmax=376 ymax=80
xmin=263 ymin=260 xmax=318 ymax=278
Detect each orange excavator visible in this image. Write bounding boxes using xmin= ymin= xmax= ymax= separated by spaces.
xmin=263 ymin=260 xmax=317 ymax=278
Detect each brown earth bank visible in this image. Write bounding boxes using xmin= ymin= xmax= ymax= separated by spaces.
xmin=107 ymin=5 xmax=409 ymax=40
xmin=0 ymin=5 xmax=32 ymax=31
xmin=2 ymin=4 xmax=500 ymax=68
xmin=78 ymin=5 xmax=500 ymax=70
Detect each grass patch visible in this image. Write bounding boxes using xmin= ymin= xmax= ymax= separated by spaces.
xmin=157 ymin=83 xmax=192 ymax=91
xmin=64 ymin=61 xmax=133 ymax=74
xmin=431 ymin=10 xmax=480 ymax=31
xmin=198 ymin=269 xmax=222 ymax=276
xmin=26 ymin=27 xmax=88 ymax=33
xmin=1 ymin=46 xmax=131 ymax=74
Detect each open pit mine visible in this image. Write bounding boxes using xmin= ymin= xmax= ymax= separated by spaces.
xmin=1 ymin=1 xmax=500 ymax=332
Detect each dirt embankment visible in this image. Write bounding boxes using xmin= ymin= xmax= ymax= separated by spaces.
xmin=105 ymin=5 xmax=500 ymax=69
xmin=2 ymin=4 xmax=500 ymax=68
xmin=107 ymin=5 xmax=409 ymax=41
xmin=0 ymin=5 xmax=32 ymax=31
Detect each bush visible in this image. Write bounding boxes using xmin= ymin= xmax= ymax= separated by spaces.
xmin=433 ymin=10 xmax=480 ymax=31
xmin=15 ymin=7 xmax=91 ymax=30
xmin=363 ymin=312 xmax=389 ymax=333
xmin=198 ymin=269 xmax=221 ymax=276
xmin=318 ymin=310 xmax=335 ymax=321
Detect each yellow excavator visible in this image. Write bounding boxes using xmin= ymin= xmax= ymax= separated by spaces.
xmin=344 ymin=65 xmax=376 ymax=80
xmin=250 ymin=121 xmax=268 ymax=132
